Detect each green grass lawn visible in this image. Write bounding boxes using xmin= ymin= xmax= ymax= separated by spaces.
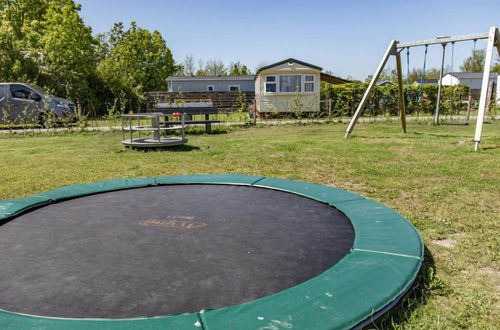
xmin=0 ymin=120 xmax=498 ymax=329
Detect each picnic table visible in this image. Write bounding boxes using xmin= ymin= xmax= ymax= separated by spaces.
xmin=155 ymin=101 xmax=220 ymax=132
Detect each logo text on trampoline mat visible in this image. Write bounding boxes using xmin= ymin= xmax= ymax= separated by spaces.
xmin=139 ymin=219 xmax=207 ymax=229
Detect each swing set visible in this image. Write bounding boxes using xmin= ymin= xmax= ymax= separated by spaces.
xmin=405 ymin=40 xmax=468 ymax=124
xmin=345 ymin=26 xmax=500 ymax=151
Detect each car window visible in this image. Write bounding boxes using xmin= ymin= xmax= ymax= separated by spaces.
xmin=10 ymin=84 xmax=32 ymax=99
xmin=0 ymin=85 xmax=5 ymax=99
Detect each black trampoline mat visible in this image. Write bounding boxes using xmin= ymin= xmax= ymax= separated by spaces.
xmin=0 ymin=185 xmax=354 ymax=319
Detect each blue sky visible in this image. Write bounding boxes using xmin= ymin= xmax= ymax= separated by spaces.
xmin=77 ymin=0 xmax=500 ymax=80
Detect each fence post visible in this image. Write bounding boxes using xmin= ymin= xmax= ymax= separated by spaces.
xmin=253 ymin=100 xmax=257 ymax=125
xmin=485 ymin=80 xmax=494 ymax=113
xmin=328 ymin=99 xmax=332 ymax=121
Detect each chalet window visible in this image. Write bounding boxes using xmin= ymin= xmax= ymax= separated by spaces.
xmin=279 ymin=75 xmax=301 ymax=92
xmin=229 ymin=85 xmax=240 ymax=92
xmin=265 ymin=76 xmax=276 ymax=93
xmin=207 ymin=85 xmax=214 ymax=91
xmin=304 ymin=75 xmax=315 ymax=92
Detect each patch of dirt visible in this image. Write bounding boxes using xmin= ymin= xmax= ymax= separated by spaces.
xmin=333 ymin=181 xmax=368 ymax=192
xmin=479 ymin=266 xmax=498 ymax=275
xmin=432 ymin=238 xmax=457 ymax=248
xmin=455 ymin=139 xmax=473 ymax=145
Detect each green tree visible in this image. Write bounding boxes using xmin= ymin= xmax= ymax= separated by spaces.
xmin=459 ymin=49 xmax=500 ymax=73
xmin=366 ymin=66 xmax=443 ymax=85
xmin=97 ymin=21 xmax=178 ymax=111
xmin=407 ymin=68 xmax=421 ymax=84
xmin=182 ymin=55 xmax=195 ymax=76
xmin=205 ymin=58 xmax=226 ymax=75
xmin=0 ymin=0 xmax=46 ymax=79
xmin=460 ymin=49 xmax=485 ymax=72
xmin=40 ymin=0 xmax=97 ymax=104
xmin=414 ymin=66 xmax=450 ymax=81
xmin=195 ymin=59 xmax=206 ymax=76
xmin=492 ymin=55 xmax=500 ymax=72
xmin=0 ymin=0 xmax=98 ymax=109
xmin=229 ymin=61 xmax=251 ymax=75
xmin=94 ymin=33 xmax=110 ymax=62
xmin=378 ymin=67 xmax=397 ymax=83
xmin=425 ymin=68 xmax=441 ymax=79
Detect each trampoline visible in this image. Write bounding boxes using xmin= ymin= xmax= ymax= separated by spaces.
xmin=0 ymin=175 xmax=423 ymax=330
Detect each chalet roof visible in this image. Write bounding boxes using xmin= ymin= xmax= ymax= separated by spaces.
xmin=376 ymin=80 xmax=395 ymax=86
xmin=256 ymin=58 xmax=323 ymax=74
xmin=166 ymin=75 xmax=254 ymax=81
xmin=421 ymin=78 xmax=439 ymax=85
xmin=320 ymin=72 xmax=350 ymax=85
xmin=446 ymin=72 xmax=499 ymax=79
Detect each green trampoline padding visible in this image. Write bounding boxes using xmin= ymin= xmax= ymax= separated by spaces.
xmin=0 ymin=174 xmax=423 ymax=330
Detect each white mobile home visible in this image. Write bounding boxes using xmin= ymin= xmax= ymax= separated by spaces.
xmin=167 ymin=75 xmax=254 ymax=92
xmin=441 ymin=72 xmax=500 ymax=101
xmin=255 ymin=59 xmax=323 ymax=113
xmin=162 ymin=58 xmax=348 ymax=113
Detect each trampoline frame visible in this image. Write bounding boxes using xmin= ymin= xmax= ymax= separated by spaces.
xmin=0 ymin=174 xmax=423 ymax=330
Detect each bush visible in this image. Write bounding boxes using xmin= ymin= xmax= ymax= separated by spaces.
xmin=321 ymin=82 xmax=470 ymax=117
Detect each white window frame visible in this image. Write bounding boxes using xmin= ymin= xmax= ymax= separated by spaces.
xmin=207 ymin=85 xmax=214 ymax=92
xmin=304 ymin=75 xmax=315 ymax=93
xmin=278 ymin=75 xmax=303 ymax=93
xmin=264 ymin=74 xmax=316 ymax=95
xmin=264 ymin=75 xmax=277 ymax=94
xmin=228 ymin=85 xmax=240 ymax=92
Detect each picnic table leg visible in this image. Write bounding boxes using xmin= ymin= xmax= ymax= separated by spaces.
xmin=205 ymin=114 xmax=211 ymax=133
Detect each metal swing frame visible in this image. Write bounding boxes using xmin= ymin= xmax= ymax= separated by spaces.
xmin=345 ymin=26 xmax=500 ymax=151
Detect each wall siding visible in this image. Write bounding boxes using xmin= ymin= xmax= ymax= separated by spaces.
xmin=169 ymin=80 xmax=255 ymax=92
xmin=442 ymin=74 xmax=498 ymax=90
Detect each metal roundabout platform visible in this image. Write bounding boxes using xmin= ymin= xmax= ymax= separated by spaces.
xmin=121 ymin=112 xmax=187 ymax=148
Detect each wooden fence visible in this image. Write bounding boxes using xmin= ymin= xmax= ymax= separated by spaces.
xmin=147 ymin=91 xmax=255 ymax=113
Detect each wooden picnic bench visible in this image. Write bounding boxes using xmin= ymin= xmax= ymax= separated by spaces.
xmin=155 ymin=101 xmax=220 ymax=132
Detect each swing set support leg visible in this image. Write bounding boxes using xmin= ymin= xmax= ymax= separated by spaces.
xmin=474 ymin=26 xmax=499 ymax=151
xmin=395 ymin=51 xmax=407 ymax=133
xmin=434 ymin=43 xmax=447 ymax=125
xmin=345 ymin=40 xmax=398 ymax=138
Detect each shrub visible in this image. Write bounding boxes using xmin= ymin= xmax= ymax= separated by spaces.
xmin=321 ymin=82 xmax=470 ymax=117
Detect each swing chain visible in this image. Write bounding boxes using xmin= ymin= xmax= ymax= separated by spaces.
xmin=420 ymin=45 xmax=428 ymax=84
xmin=406 ymin=47 xmax=410 ymax=81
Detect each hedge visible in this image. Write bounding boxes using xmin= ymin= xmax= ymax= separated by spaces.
xmin=321 ymin=82 xmax=469 ymax=117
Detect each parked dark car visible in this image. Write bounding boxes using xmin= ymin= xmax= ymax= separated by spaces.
xmin=0 ymin=83 xmax=75 ymax=124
